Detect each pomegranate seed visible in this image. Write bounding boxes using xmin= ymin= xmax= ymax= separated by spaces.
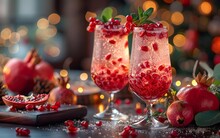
xmin=159 ymin=33 xmax=164 ymax=39
xmin=80 ymin=121 xmax=89 ymax=129
xmin=158 ymin=65 xmax=165 ymax=71
xmin=121 ymin=64 xmax=128 ymax=71
xmin=153 ymin=43 xmax=158 ymax=51
xmin=117 ymin=58 xmax=123 ymax=62
xmin=139 ymin=31 xmax=145 ymax=37
xmin=126 ymin=15 xmax=132 ymax=22
xmin=123 ymin=125 xmax=134 ymax=132
xmin=138 ymin=63 xmax=145 ymax=69
xmin=95 ymin=121 xmax=102 ymax=126
xmin=105 ymin=53 xmax=112 ymax=60
xmin=25 ymin=104 xmax=34 ymax=111
xmin=89 ymin=17 xmax=96 ymax=22
xmin=170 ymin=130 xmax=179 ymax=138
xmin=9 ymin=106 xmax=17 ymax=112
xmin=64 ymin=120 xmax=74 ymax=126
xmin=115 ymin=99 xmax=122 ymax=105
xmin=67 ymin=125 xmax=78 ymax=133
xmin=37 ymin=105 xmax=45 ymax=112
xmin=157 ymin=108 xmax=164 ymax=113
xmin=15 ymin=127 xmax=21 ymax=133
xmin=55 ymin=101 xmax=61 ymax=108
xmin=112 ymin=60 xmax=117 ymax=65
xmin=124 ymin=41 xmax=128 ymax=48
xmin=45 ymin=103 xmax=51 ymax=111
xmin=158 ymin=116 xmax=166 ymax=123
xmin=109 ymin=39 xmax=116 ymax=44
xmin=106 ymin=69 xmax=111 ymax=74
xmin=119 ymin=129 xmax=129 ymax=137
xmin=129 ymin=130 xmax=138 ymax=138
xmin=87 ymin=26 xmax=94 ymax=32
xmin=16 ymin=127 xmax=30 ymax=136
xmin=51 ymin=105 xmax=59 ymax=111
xmin=141 ymin=46 xmax=149 ymax=52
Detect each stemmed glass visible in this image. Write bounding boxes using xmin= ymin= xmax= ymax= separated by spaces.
xmin=129 ymin=26 xmax=172 ymax=129
xmin=91 ymin=25 xmax=129 ymax=120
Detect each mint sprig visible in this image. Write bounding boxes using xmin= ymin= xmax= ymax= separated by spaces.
xmin=132 ymin=7 xmax=155 ymax=25
xmin=100 ymin=7 xmax=113 ymax=23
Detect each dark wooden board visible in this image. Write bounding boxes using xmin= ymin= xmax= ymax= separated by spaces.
xmin=0 ymin=105 xmax=87 ymax=126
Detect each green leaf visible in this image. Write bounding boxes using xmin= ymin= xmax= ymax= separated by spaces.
xmin=131 ymin=13 xmax=138 ymax=21
xmin=195 ymin=110 xmax=220 ymax=127
xmin=100 ymin=7 xmax=113 ymax=23
xmin=138 ymin=7 xmax=144 ymax=18
xmin=143 ymin=7 xmax=154 ymax=17
xmin=214 ymin=64 xmax=220 ymax=81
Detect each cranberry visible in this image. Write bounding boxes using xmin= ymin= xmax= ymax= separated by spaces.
xmin=95 ymin=121 xmax=102 ymax=126
xmin=126 ymin=15 xmax=132 ymax=22
xmin=64 ymin=120 xmax=74 ymax=126
xmin=80 ymin=121 xmax=89 ymax=129
xmin=115 ymin=99 xmax=122 ymax=105
xmin=25 ymin=104 xmax=34 ymax=111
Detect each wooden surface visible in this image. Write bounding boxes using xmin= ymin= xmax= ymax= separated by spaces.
xmin=0 ymin=105 xmax=87 ymax=126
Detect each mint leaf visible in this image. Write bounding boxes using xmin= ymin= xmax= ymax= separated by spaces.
xmin=100 ymin=7 xmax=113 ymax=23
xmin=214 ymin=64 xmax=220 ymax=81
xmin=195 ymin=110 xmax=220 ymax=127
xmin=131 ymin=13 xmax=138 ymax=21
xmin=138 ymin=7 xmax=144 ymax=18
xmin=143 ymin=7 xmax=153 ymax=17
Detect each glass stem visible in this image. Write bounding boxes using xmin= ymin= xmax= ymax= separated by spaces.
xmin=108 ymin=92 xmax=115 ymax=110
xmin=146 ymin=100 xmax=154 ymax=121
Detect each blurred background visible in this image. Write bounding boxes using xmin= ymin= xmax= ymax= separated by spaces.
xmin=0 ymin=0 xmax=220 ymax=78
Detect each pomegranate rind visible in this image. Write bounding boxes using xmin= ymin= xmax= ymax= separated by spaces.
xmin=2 ymin=94 xmax=49 ymax=109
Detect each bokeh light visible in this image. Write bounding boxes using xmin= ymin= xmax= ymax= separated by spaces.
xmin=175 ymin=80 xmax=181 ymax=86
xmin=77 ymin=87 xmax=84 ymax=93
xmin=66 ymin=83 xmax=71 ymax=89
xmin=1 ymin=28 xmax=11 ymax=40
xmin=212 ymin=37 xmax=220 ymax=54
xmin=191 ymin=79 xmax=197 ymax=86
xmin=48 ymin=13 xmax=61 ymax=25
xmin=173 ymin=34 xmax=186 ymax=47
xmin=100 ymin=94 xmax=105 ymax=100
xmin=169 ymin=43 xmax=174 ymax=54
xmin=37 ymin=18 xmax=49 ymax=29
xmin=60 ymin=69 xmax=68 ymax=77
xmin=80 ymin=73 xmax=88 ymax=81
xmin=142 ymin=1 xmax=158 ymax=18
xmin=9 ymin=32 xmax=20 ymax=43
xmin=17 ymin=26 xmax=28 ymax=37
xmin=199 ymin=1 xmax=212 ymax=15
xmin=171 ymin=12 xmax=184 ymax=25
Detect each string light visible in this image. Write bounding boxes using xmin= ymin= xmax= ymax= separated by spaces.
xmin=169 ymin=43 xmax=174 ymax=54
xmin=17 ymin=26 xmax=28 ymax=37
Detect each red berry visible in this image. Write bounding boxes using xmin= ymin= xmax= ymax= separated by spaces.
xmin=105 ymin=53 xmax=112 ymax=60
xmin=25 ymin=104 xmax=34 ymax=111
xmin=80 ymin=121 xmax=89 ymax=129
xmin=139 ymin=31 xmax=146 ymax=37
xmin=67 ymin=126 xmax=78 ymax=133
xmin=109 ymin=39 xmax=116 ymax=44
xmin=95 ymin=121 xmax=102 ymax=126
xmin=87 ymin=26 xmax=94 ymax=32
xmin=37 ymin=105 xmax=45 ymax=112
xmin=141 ymin=46 xmax=149 ymax=52
xmin=153 ymin=43 xmax=158 ymax=51
xmin=126 ymin=15 xmax=133 ymax=22
xmin=64 ymin=120 xmax=74 ymax=126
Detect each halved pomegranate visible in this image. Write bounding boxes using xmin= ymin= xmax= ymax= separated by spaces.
xmin=2 ymin=94 xmax=49 ymax=109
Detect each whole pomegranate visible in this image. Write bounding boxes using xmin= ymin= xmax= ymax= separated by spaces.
xmin=167 ymin=100 xmax=194 ymax=127
xmin=48 ymin=76 xmax=75 ymax=104
xmin=35 ymin=61 xmax=54 ymax=81
xmin=3 ymin=49 xmax=38 ymax=95
xmin=177 ymin=73 xmax=219 ymax=114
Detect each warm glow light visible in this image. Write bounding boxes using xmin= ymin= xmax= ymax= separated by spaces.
xmin=100 ymin=94 xmax=105 ymax=100
xmin=37 ymin=18 xmax=49 ymax=29
xmin=212 ymin=37 xmax=220 ymax=54
xmin=169 ymin=43 xmax=174 ymax=54
xmin=135 ymin=102 xmax=141 ymax=109
xmin=45 ymin=45 xmax=60 ymax=57
xmin=17 ymin=26 xmax=28 ymax=37
xmin=171 ymin=12 xmax=184 ymax=25
xmin=66 ymin=83 xmax=71 ymax=89
xmin=98 ymin=104 xmax=104 ymax=113
xmin=0 ymin=37 xmax=5 ymax=46
xmin=173 ymin=34 xmax=186 ymax=47
xmin=191 ymin=79 xmax=197 ymax=86
xmin=48 ymin=13 xmax=61 ymax=25
xmin=175 ymin=80 xmax=181 ymax=86
xmin=77 ymin=87 xmax=84 ymax=93
xmin=161 ymin=10 xmax=171 ymax=21
xmin=80 ymin=73 xmax=88 ymax=81
xmin=9 ymin=32 xmax=20 ymax=43
xmin=142 ymin=1 xmax=158 ymax=18
xmin=1 ymin=28 xmax=11 ymax=40
xmin=46 ymin=25 xmax=57 ymax=38
xmin=60 ymin=69 xmax=68 ymax=77
xmin=199 ymin=1 xmax=212 ymax=15
xmin=85 ymin=11 xmax=97 ymax=22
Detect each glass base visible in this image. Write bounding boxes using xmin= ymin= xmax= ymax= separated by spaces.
xmin=93 ymin=107 xmax=128 ymax=121
xmin=131 ymin=116 xmax=169 ymax=130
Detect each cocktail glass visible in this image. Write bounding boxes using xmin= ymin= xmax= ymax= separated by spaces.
xmin=91 ymin=25 xmax=129 ymax=120
xmin=129 ymin=26 xmax=172 ymax=129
